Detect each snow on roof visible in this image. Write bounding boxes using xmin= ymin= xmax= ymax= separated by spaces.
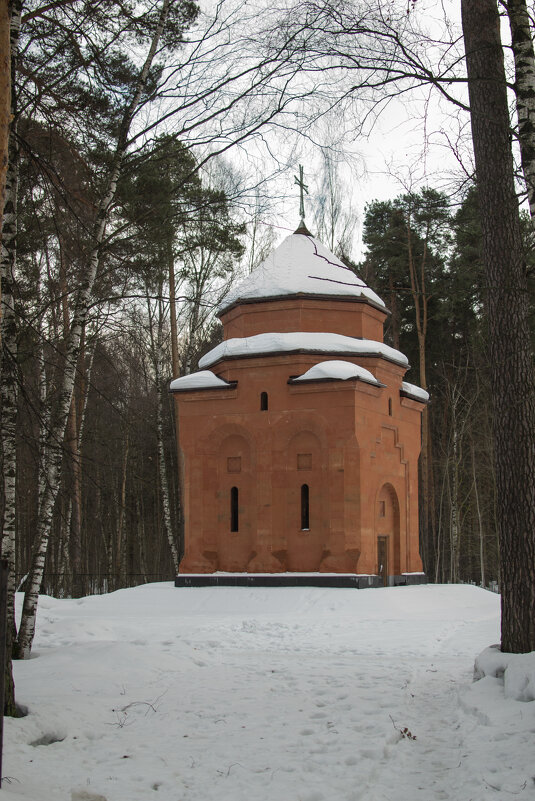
xmin=170 ymin=370 xmax=235 ymax=392
xmin=218 ymin=233 xmax=385 ymax=314
xmin=198 ymin=332 xmax=409 ymax=369
xmin=401 ymin=381 xmax=429 ymax=403
xmin=293 ymin=360 xmax=382 ymax=386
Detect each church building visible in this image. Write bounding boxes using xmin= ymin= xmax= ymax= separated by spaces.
xmin=170 ymin=218 xmax=427 ymax=585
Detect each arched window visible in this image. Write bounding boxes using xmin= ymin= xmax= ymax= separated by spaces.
xmin=260 ymin=391 xmax=268 ymax=411
xmin=230 ymin=486 xmax=239 ymax=532
xmin=301 ymin=484 xmax=310 ymax=530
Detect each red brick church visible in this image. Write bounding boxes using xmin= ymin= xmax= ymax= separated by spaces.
xmin=170 ymin=218 xmax=427 ymax=585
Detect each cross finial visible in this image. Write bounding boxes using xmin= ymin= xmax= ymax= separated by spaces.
xmin=294 ymin=164 xmax=309 ymax=224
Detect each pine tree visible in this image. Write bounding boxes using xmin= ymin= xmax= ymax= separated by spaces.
xmin=462 ymin=0 xmax=535 ymax=653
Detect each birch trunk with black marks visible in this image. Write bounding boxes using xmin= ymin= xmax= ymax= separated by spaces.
xmin=157 ymin=382 xmax=180 ymax=574
xmin=463 ymin=0 xmax=535 ymax=652
xmin=148 ymin=288 xmax=180 ymax=574
xmin=15 ymin=0 xmax=172 ymax=659
xmin=168 ymin=245 xmax=184 ymax=560
xmin=0 ymin=0 xmax=10 ymax=243
xmin=1 ymin=132 xmax=18 ymax=606
xmin=0 ymin=209 xmax=17 ymax=712
xmin=0 ymin=2 xmax=21 ymax=712
xmin=507 ymin=0 xmax=535 ymax=221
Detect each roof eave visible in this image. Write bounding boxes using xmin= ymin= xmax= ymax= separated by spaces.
xmin=169 ymin=381 xmax=238 ymax=395
xmin=218 ymin=292 xmax=389 ymax=319
xmin=202 ymin=348 xmax=408 ymax=371
xmin=288 ymin=376 xmax=386 ymax=388
xmin=399 ymin=389 xmax=429 ymax=404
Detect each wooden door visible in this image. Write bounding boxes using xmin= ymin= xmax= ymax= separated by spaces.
xmin=377 ymin=536 xmax=388 ymax=587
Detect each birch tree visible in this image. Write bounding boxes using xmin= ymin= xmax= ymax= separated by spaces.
xmin=15 ymin=0 xmax=183 ymax=659
xmin=506 ymin=0 xmax=535 ymax=221
xmin=145 ymin=287 xmax=180 ymax=573
xmin=6 ymin=0 xmax=292 ymax=662
xmin=313 ymin=146 xmax=359 ymax=260
xmin=0 ymin=0 xmax=10 ymax=243
xmin=1 ymin=0 xmax=22 ymax=715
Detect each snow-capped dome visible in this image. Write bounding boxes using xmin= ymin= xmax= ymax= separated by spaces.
xmin=198 ymin=332 xmax=408 ymax=369
xmin=218 ymin=233 xmax=384 ymax=315
xmin=292 ymin=360 xmax=382 ymax=386
xmin=170 ymin=371 xmax=234 ymax=392
xmin=401 ymin=381 xmax=429 ymax=403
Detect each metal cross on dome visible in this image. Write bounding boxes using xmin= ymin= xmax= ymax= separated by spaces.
xmin=294 ymin=164 xmax=309 ymax=223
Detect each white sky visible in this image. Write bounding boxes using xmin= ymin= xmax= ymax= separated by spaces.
xmin=219 ymin=0 xmax=522 ymax=263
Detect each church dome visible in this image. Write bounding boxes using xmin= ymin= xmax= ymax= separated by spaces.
xmin=218 ymin=231 xmax=384 ymax=315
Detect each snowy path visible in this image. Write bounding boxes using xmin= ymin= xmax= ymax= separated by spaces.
xmin=362 ymin=621 xmax=534 ymax=801
xmin=363 ymin=632 xmax=477 ymax=801
xmin=4 ymin=584 xmax=534 ymax=801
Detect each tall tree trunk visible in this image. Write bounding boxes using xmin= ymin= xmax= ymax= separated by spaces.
xmin=387 ymin=273 xmax=400 ymax=351
xmin=150 ymin=290 xmax=180 ymax=573
xmin=507 ymin=0 xmax=535 ymax=221
xmin=0 ymin=142 xmax=17 ymax=714
xmin=72 ymin=330 xmax=95 ymax=596
xmin=462 ymin=0 xmax=535 ymax=652
xmin=0 ymin=294 xmax=17 ymax=714
xmin=0 ymin=0 xmax=21 ymax=712
xmin=168 ymin=243 xmax=184 ymax=560
xmin=406 ymin=216 xmax=434 ymax=575
xmin=136 ymin=496 xmax=149 ymax=584
xmin=450 ymin=423 xmax=460 ymax=583
xmin=156 ymin=381 xmax=180 ymax=573
xmin=434 ymin=462 xmax=449 ymax=583
xmin=67 ymin=393 xmax=84 ymax=596
xmin=0 ymin=0 xmax=10 ymax=245
xmin=471 ymin=440 xmax=486 ymax=588
xmin=168 ymin=240 xmax=180 ymax=378
xmin=15 ymin=0 xmax=172 ymax=658
xmin=116 ymin=431 xmax=129 ymax=587
xmin=58 ymin=243 xmax=85 ymax=598
xmin=447 ymin=375 xmax=467 ymax=583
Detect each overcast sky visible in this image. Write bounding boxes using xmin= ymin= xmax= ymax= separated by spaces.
xmin=224 ymin=0 xmax=516 ymax=262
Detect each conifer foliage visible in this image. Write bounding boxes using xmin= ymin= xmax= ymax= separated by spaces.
xmin=360 ymin=187 xmax=496 ymax=588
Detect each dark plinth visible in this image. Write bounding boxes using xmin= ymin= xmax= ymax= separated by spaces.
xmin=175 ymin=573 xmax=427 ymax=589
xmin=394 ymin=573 xmax=428 ymax=586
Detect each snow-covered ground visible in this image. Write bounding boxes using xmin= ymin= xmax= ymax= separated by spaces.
xmin=4 ymin=583 xmax=535 ymax=801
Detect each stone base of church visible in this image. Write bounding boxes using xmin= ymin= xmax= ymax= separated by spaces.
xmin=174 ymin=572 xmax=427 ymax=589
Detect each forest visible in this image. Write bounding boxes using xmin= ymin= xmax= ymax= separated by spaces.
xmin=2 ymin=0 xmax=535 ymax=710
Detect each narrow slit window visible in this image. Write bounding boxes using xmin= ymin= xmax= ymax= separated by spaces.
xmin=301 ymin=484 xmax=310 ymax=530
xmin=260 ymin=391 xmax=268 ymax=411
xmin=230 ymin=486 xmax=239 ymax=532
xmin=388 ymin=397 xmax=393 ymax=416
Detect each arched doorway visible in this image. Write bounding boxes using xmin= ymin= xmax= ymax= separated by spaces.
xmin=376 ymin=483 xmax=400 ymax=586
